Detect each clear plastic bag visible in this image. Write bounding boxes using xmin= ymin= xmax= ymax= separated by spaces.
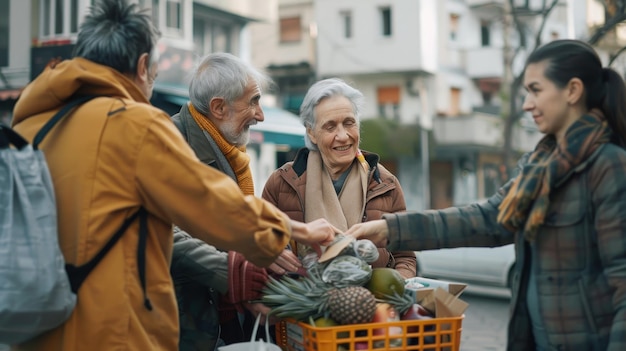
xmin=322 ymin=255 xmax=372 ymax=288
xmin=353 ymin=239 xmax=380 ymax=263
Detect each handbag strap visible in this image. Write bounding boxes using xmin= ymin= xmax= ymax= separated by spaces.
xmin=249 ymin=314 xmax=272 ymax=343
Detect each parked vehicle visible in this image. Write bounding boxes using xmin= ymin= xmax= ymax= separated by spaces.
xmin=415 ymin=245 xmax=515 ymax=289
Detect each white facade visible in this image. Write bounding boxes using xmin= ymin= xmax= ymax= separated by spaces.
xmin=249 ymin=0 xmax=316 ymax=70
xmin=315 ymin=0 xmax=436 ymax=76
xmin=3 ymin=0 xmax=32 ymax=89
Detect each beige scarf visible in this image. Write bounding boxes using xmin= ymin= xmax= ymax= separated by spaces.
xmin=304 ymin=151 xmax=368 ymax=232
xmin=188 ymin=103 xmax=254 ymax=195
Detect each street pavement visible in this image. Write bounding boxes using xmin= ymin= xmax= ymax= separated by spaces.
xmin=459 ymin=286 xmax=511 ymax=351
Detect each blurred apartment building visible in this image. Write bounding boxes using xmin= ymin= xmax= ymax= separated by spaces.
xmin=2 ymin=0 xmax=625 ymax=205
xmin=249 ymin=0 xmax=626 ymax=210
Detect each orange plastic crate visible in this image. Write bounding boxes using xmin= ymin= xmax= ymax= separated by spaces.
xmin=276 ymin=316 xmax=463 ymax=351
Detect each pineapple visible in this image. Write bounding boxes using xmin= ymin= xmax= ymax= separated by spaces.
xmin=261 ymin=272 xmax=377 ymax=325
xmin=261 ymin=253 xmax=415 ymax=325
xmin=327 ymin=286 xmax=376 ymax=325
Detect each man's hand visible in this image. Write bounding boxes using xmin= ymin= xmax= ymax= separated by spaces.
xmin=267 ymin=249 xmax=301 ymax=275
xmin=243 ymin=301 xmax=277 ymax=325
xmin=344 ymin=219 xmax=389 ymax=247
xmin=289 ymin=218 xmax=340 ymax=255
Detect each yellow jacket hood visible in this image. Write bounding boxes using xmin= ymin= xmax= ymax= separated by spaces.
xmin=13 ymin=58 xmax=148 ymax=126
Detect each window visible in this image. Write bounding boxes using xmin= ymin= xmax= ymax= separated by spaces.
xmin=340 ymin=11 xmax=352 ymax=39
xmin=70 ymin=0 xmax=78 ymax=32
xmin=212 ymin=24 xmax=231 ymax=53
xmin=139 ymin=0 xmax=159 ymax=28
xmin=449 ymin=87 xmax=461 ymax=116
xmin=42 ymin=0 xmax=51 ymax=36
xmin=377 ymin=86 xmax=400 ymax=120
xmin=55 ymin=0 xmax=64 ymax=34
xmin=449 ymin=14 xmax=459 ymax=41
xmin=193 ymin=17 xmax=235 ymax=56
xmin=0 ymin=0 xmax=7 ymax=67
xmin=380 ymin=7 xmax=392 ymax=37
xmin=39 ymin=0 xmax=82 ymax=38
xmin=480 ymin=20 xmax=490 ymax=47
xmin=280 ymin=17 xmax=301 ymax=43
xmin=166 ymin=0 xmax=181 ymax=31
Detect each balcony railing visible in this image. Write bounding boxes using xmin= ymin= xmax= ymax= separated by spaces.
xmin=464 ymin=47 xmax=503 ymax=78
xmin=466 ymin=0 xmax=504 ymax=7
xmin=433 ymin=111 xmax=541 ymax=152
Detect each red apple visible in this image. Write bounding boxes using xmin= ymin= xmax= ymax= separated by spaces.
xmin=372 ymin=303 xmax=403 ymax=348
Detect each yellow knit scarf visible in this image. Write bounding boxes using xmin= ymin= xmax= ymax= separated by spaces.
xmin=188 ymin=103 xmax=254 ymax=195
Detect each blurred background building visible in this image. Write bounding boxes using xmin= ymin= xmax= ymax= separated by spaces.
xmin=2 ymin=0 xmax=626 ymax=206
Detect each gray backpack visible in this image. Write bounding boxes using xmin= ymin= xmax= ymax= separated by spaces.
xmin=0 ymin=96 xmax=149 ymax=345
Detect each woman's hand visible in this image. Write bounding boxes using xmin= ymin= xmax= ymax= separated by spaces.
xmin=289 ymin=218 xmax=341 ymax=255
xmin=344 ymin=219 xmax=389 ymax=247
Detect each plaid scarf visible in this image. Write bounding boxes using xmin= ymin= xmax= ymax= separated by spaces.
xmin=497 ymin=109 xmax=611 ymax=241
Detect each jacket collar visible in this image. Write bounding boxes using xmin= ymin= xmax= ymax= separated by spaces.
xmin=172 ymin=104 xmax=237 ymax=181
xmin=291 ymin=147 xmax=382 ymax=183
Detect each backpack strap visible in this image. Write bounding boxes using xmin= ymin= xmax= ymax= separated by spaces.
xmin=0 ymin=124 xmax=29 ymax=150
xmin=65 ymin=207 xmax=152 ymax=310
xmin=35 ymin=95 xmax=153 ymax=311
xmin=33 ymin=95 xmax=100 ymax=150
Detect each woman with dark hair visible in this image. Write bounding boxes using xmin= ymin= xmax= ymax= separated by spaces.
xmin=346 ymin=39 xmax=626 ymax=351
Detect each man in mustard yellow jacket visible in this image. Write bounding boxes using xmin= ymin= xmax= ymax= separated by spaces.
xmin=10 ymin=1 xmax=335 ymax=350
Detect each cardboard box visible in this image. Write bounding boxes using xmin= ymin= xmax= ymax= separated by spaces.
xmin=421 ymin=287 xmax=469 ymax=317
xmin=405 ymin=277 xmax=468 ymax=318
xmin=406 ymin=277 xmax=467 ymax=296
xmin=404 ymin=278 xmax=469 ymax=351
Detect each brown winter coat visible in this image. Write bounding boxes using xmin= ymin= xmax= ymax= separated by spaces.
xmin=262 ymin=148 xmax=416 ymax=278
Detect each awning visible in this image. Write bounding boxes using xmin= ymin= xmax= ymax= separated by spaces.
xmin=249 ymin=130 xmax=304 ymax=148
xmin=250 ymin=106 xmax=306 ymax=147
xmin=162 ymin=93 xmax=189 ymax=106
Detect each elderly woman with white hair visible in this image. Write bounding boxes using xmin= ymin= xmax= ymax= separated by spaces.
xmin=262 ymin=78 xmax=417 ymax=278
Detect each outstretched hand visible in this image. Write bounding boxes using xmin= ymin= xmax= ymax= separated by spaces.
xmin=289 ymin=218 xmax=341 ymax=255
xmin=267 ymin=249 xmax=301 ymax=275
xmin=243 ymin=301 xmax=277 ymax=326
xmin=344 ymin=219 xmax=389 ymax=248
